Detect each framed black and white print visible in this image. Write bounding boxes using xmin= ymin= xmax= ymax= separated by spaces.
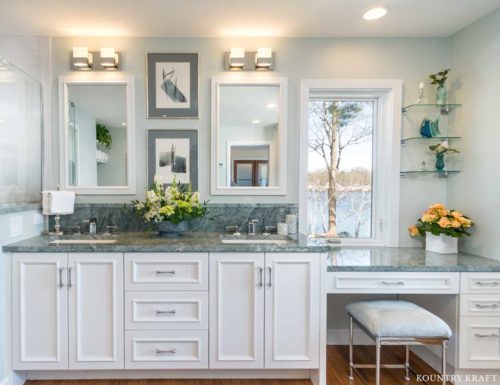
xmin=147 ymin=53 xmax=198 ymax=118
xmin=147 ymin=130 xmax=198 ymax=190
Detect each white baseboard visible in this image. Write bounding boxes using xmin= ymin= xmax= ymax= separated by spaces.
xmin=27 ymin=369 xmax=310 ymax=380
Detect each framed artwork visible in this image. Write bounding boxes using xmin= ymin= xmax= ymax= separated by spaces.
xmin=147 ymin=53 xmax=199 ymax=118
xmin=147 ymin=129 xmax=198 ymax=190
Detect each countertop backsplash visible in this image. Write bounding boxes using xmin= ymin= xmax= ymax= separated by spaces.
xmin=49 ymin=203 xmax=299 ymax=234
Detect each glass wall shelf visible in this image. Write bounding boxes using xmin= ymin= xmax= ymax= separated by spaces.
xmin=400 ymin=136 xmax=461 ymax=145
xmin=400 ymin=170 xmax=460 ymax=178
xmin=401 ymin=103 xmax=462 ymax=115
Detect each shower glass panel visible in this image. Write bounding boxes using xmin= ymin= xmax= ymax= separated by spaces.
xmin=0 ymin=56 xmax=42 ymax=205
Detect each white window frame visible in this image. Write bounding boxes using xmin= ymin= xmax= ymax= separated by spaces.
xmin=299 ymin=79 xmax=402 ymax=247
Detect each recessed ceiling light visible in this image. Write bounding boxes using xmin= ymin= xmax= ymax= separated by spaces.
xmin=266 ymin=103 xmax=277 ymax=109
xmin=251 ymin=119 xmax=261 ymax=124
xmin=363 ymin=7 xmax=389 ymax=21
xmin=121 ymin=122 xmax=127 ymax=126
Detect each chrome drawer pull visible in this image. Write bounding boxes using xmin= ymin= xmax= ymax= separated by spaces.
xmin=156 ymin=348 xmax=176 ymax=354
xmin=475 ymin=303 xmax=500 ymax=309
xmin=58 ymin=267 xmax=65 ymax=288
xmin=381 ymin=281 xmax=405 ymax=286
xmin=156 ymin=309 xmax=176 ymax=315
xmin=258 ymin=267 xmax=263 ymax=287
xmin=156 ymin=270 xmax=176 ymax=275
xmin=476 ymin=281 xmax=499 ymax=286
xmin=475 ymin=333 xmax=500 ymax=339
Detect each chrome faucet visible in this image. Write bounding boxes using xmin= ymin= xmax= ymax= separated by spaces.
xmin=247 ymin=219 xmax=259 ymax=236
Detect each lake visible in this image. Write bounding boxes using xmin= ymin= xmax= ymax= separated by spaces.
xmin=307 ymin=190 xmax=372 ymax=238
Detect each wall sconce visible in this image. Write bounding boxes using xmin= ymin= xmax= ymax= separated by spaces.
xmin=100 ymin=47 xmax=119 ymax=70
xmin=71 ymin=47 xmax=120 ymax=71
xmin=228 ymin=48 xmax=245 ymax=70
xmin=255 ymin=48 xmax=273 ymax=70
xmin=72 ymin=47 xmax=93 ymax=70
xmin=224 ymin=47 xmax=275 ymax=71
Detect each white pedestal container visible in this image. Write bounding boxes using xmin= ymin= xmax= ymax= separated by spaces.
xmin=425 ymin=233 xmax=458 ymax=254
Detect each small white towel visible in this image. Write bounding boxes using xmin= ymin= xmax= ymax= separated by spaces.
xmin=42 ymin=191 xmax=75 ymax=215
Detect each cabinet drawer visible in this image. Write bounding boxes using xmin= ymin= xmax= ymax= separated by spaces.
xmin=460 ymin=294 xmax=500 ymax=317
xmin=461 ymin=273 xmax=500 ymax=293
xmin=125 ymin=253 xmax=208 ymax=290
xmin=327 ymin=272 xmax=459 ymax=294
xmin=459 ymin=317 xmax=500 ymax=369
xmin=125 ymin=330 xmax=208 ymax=369
xmin=125 ymin=291 xmax=208 ymax=330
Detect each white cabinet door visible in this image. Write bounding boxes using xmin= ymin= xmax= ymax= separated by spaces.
xmin=264 ymin=253 xmax=320 ymax=368
xmin=209 ymin=253 xmax=265 ymax=368
xmin=12 ymin=253 xmax=68 ymax=370
xmin=68 ymin=253 xmax=124 ymax=369
xmin=459 ymin=316 xmax=500 ymax=369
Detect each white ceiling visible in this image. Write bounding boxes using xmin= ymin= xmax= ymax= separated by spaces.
xmin=220 ymin=85 xmax=279 ymax=128
xmin=1 ymin=0 xmax=499 ymax=38
xmin=69 ymin=84 xmax=126 ymax=129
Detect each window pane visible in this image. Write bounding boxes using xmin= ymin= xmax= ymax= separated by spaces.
xmin=307 ymin=99 xmax=374 ymax=238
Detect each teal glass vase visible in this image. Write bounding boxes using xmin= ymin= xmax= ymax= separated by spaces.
xmin=436 ymin=85 xmax=447 ymax=105
xmin=435 ymin=153 xmax=445 ymax=171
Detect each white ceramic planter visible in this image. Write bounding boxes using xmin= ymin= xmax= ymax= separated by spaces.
xmin=425 ymin=233 xmax=458 ymax=254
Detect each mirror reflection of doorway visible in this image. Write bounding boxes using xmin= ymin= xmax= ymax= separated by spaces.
xmin=233 ymin=160 xmax=269 ymax=186
xmin=230 ymin=144 xmax=270 ymax=187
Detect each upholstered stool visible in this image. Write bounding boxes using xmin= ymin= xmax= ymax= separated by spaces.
xmin=346 ymin=300 xmax=452 ymax=385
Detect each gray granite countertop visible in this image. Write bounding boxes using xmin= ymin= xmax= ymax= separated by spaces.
xmin=326 ymin=247 xmax=500 ymax=272
xmin=2 ymin=232 xmax=334 ymax=253
xmin=3 ymin=232 xmax=500 ymax=272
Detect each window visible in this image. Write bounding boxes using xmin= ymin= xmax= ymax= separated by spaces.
xmin=299 ymin=80 xmax=402 ymax=246
xmin=308 ymin=98 xmax=375 ymax=238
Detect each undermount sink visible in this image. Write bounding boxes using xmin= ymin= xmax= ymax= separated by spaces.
xmin=221 ymin=239 xmax=289 ymax=245
xmin=49 ymin=239 xmax=117 ymax=245
xmin=219 ymin=235 xmax=290 ymax=245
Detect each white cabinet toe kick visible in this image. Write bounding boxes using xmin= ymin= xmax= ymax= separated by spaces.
xmin=11 ymin=251 xmax=326 ymax=383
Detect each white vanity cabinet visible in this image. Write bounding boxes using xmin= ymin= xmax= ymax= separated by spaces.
xmin=459 ymin=273 xmax=500 ymax=369
xmin=12 ymin=252 xmax=124 ymax=370
xmin=209 ymin=252 xmax=320 ymax=369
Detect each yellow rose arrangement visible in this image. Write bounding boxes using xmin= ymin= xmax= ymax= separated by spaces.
xmin=132 ymin=177 xmax=208 ymax=224
xmin=408 ymin=203 xmax=473 ymax=238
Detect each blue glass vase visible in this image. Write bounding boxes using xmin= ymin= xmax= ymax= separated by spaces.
xmin=435 ymin=153 xmax=445 ymax=171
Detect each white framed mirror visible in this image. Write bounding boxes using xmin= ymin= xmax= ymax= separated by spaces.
xmin=211 ymin=76 xmax=287 ymax=195
xmin=59 ymin=76 xmax=136 ymax=195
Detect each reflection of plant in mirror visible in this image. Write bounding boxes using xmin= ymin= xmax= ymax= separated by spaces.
xmin=96 ymin=124 xmax=112 ymax=149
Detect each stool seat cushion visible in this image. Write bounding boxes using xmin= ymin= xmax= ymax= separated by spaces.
xmin=346 ymin=300 xmax=452 ymax=338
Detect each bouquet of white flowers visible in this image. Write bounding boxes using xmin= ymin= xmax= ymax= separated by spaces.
xmin=132 ymin=177 xmax=208 ymax=224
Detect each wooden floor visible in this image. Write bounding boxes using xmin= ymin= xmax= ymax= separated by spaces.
xmin=26 ymin=345 xmax=446 ymax=385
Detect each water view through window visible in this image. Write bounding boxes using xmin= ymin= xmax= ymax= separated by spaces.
xmin=307 ymin=98 xmax=375 ymax=238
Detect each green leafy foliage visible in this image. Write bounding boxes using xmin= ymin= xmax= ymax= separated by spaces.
xmin=96 ymin=124 xmax=112 ymax=149
xmin=429 ymin=69 xmax=451 ymax=87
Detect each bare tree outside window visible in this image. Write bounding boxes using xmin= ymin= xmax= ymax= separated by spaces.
xmin=307 ymin=99 xmax=374 ymax=238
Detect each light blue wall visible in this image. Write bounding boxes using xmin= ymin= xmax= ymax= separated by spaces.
xmin=0 ymin=208 xmax=44 ymax=383
xmin=448 ymin=8 xmax=500 ymax=260
xmin=50 ymin=36 xmax=451 ymax=247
